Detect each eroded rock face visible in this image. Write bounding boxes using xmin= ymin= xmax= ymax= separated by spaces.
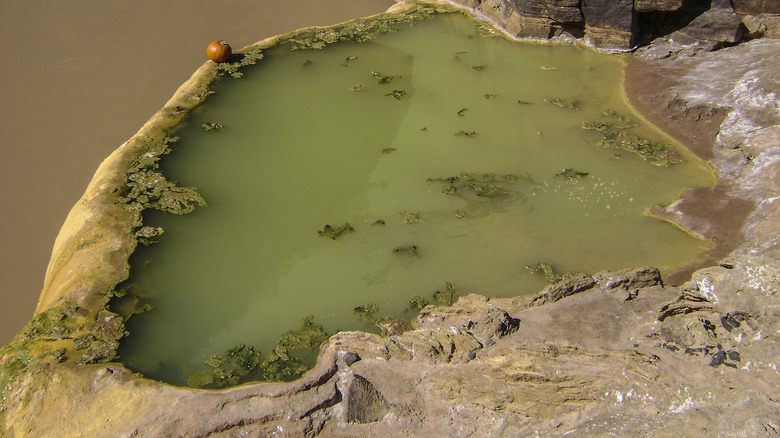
xmin=581 ymin=0 xmax=636 ymax=46
xmin=445 ymin=0 xmax=778 ymax=50
xmin=4 ymin=262 xmax=778 ymax=436
xmin=668 ymin=1 xmax=744 ymax=47
xmin=735 ymin=0 xmax=780 ymax=38
xmin=635 ymin=0 xmax=683 ymax=12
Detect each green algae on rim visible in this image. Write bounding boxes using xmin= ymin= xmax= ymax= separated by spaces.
xmin=1 ymin=3 xmax=460 ymax=403
xmin=0 ymin=302 xmax=126 ymax=413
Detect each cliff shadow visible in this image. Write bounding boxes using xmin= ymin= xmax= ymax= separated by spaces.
xmin=635 ymin=0 xmax=717 ymax=46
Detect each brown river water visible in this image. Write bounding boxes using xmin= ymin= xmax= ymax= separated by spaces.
xmin=0 ymin=0 xmax=394 ymax=345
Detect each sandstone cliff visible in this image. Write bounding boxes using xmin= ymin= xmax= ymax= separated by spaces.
xmin=447 ymin=0 xmax=779 ymax=49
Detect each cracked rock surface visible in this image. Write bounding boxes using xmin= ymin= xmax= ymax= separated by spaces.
xmin=4 ymin=263 xmax=778 ymax=436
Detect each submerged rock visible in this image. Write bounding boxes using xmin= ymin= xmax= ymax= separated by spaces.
xmin=544 ymin=97 xmax=580 ymax=109
xmin=554 ymin=168 xmax=589 ymax=179
xmin=375 ymin=318 xmax=412 ymax=337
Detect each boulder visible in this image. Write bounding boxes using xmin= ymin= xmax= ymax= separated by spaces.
xmin=595 ymin=266 xmax=664 ymax=290
xmin=734 ymin=0 xmax=780 ymax=38
xmin=581 ymin=0 xmax=634 ymax=29
xmin=669 ymin=3 xmax=745 ymax=47
xmin=415 ymin=294 xmax=520 ymax=345
xmin=529 ymin=272 xmax=598 ymax=306
xmin=581 ymin=0 xmax=635 ymax=48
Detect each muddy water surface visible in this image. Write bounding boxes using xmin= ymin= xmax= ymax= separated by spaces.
xmin=0 ymin=0 xmax=394 ymax=345
xmin=117 ymin=13 xmax=714 ymax=386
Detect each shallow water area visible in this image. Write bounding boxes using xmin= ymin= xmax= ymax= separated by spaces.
xmin=117 ymin=12 xmax=714 ymax=386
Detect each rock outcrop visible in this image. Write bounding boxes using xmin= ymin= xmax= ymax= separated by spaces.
xmin=445 ymin=0 xmax=778 ymax=50
xmin=2 ymin=1 xmax=779 ymax=436
xmin=631 ymin=37 xmax=780 ymax=279
xmin=735 ymin=0 xmax=780 ymax=38
xmin=3 ymin=263 xmax=778 ymax=436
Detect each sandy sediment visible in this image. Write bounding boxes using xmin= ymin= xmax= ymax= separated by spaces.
xmin=623 ymin=56 xmax=757 ymax=284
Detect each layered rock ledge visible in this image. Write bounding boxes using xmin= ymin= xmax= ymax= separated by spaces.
xmin=1 ymin=1 xmax=779 ymax=436
xmin=444 ymin=0 xmax=779 ymax=51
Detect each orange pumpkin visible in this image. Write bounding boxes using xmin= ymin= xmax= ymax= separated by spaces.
xmin=207 ymin=40 xmax=232 ymax=63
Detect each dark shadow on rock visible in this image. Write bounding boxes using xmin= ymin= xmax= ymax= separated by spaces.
xmin=635 ymin=0 xmax=715 ymax=46
xmin=343 ymin=374 xmax=388 ymax=424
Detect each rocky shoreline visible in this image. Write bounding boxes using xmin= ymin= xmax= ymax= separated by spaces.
xmin=1 ymin=1 xmax=778 ymax=436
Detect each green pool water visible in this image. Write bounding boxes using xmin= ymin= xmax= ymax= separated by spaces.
xmin=116 ymin=12 xmax=714 ymax=386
